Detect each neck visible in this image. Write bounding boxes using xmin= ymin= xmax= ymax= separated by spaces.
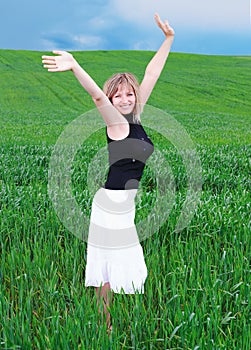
xmin=122 ymin=112 xmax=135 ymax=123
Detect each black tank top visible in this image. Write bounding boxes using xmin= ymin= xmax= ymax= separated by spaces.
xmin=104 ymin=114 xmax=154 ymax=190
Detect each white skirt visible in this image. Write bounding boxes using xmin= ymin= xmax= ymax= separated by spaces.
xmin=84 ymin=187 xmax=148 ymax=294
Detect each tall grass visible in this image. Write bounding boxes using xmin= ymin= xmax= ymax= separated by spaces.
xmin=0 ymin=50 xmax=250 ymax=349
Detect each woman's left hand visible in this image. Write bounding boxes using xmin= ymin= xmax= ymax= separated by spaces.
xmin=154 ymin=13 xmax=175 ymax=38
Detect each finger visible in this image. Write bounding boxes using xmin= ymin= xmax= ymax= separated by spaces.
xmin=42 ymin=59 xmax=56 ymax=64
xmin=154 ymin=12 xmax=160 ymax=20
xmin=53 ymin=50 xmax=66 ymax=55
xmin=154 ymin=13 xmax=161 ymax=24
xmin=155 ymin=13 xmax=164 ymax=28
xmin=47 ymin=68 xmax=60 ymax=72
xmin=41 ymin=55 xmax=55 ymax=60
xmin=43 ymin=64 xmax=57 ymax=69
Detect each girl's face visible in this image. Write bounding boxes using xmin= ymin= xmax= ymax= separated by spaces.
xmin=111 ymin=83 xmax=136 ymax=115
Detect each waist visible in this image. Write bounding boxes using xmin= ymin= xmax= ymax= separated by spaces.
xmin=100 ymin=186 xmax=138 ymax=199
xmin=93 ymin=187 xmax=137 ymax=213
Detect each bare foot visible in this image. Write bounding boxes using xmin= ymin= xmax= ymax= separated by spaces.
xmin=107 ymin=324 xmax=113 ymax=336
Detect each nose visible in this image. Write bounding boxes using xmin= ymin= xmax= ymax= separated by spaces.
xmin=121 ymin=94 xmax=128 ymax=103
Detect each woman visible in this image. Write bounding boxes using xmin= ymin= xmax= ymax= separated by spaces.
xmin=42 ymin=13 xmax=174 ymax=333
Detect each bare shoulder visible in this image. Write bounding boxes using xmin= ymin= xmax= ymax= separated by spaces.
xmin=107 ymin=123 xmax=129 ymax=141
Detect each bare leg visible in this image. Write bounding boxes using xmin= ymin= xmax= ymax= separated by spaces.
xmin=95 ymin=282 xmax=113 ymax=333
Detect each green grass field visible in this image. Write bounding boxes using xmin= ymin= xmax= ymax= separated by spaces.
xmin=0 ymin=49 xmax=250 ymax=349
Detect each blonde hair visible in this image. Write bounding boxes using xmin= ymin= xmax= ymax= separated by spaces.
xmin=103 ymin=72 xmax=141 ymax=123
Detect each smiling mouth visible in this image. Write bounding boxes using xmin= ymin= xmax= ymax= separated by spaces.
xmin=120 ymin=105 xmax=132 ymax=108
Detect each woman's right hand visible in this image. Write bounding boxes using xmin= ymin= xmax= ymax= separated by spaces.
xmin=42 ymin=50 xmax=76 ymax=72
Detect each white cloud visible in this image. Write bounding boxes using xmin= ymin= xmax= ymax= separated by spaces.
xmin=73 ymin=35 xmax=103 ymax=48
xmin=40 ymin=39 xmax=57 ymax=51
xmin=132 ymin=40 xmax=155 ymax=51
xmin=110 ymin=0 xmax=250 ymax=30
xmin=40 ymin=33 xmax=105 ymax=51
xmin=1 ymin=0 xmax=250 ymax=53
xmin=88 ymin=16 xmax=111 ymax=29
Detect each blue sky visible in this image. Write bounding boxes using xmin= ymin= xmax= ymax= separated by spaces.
xmin=1 ymin=0 xmax=251 ymax=55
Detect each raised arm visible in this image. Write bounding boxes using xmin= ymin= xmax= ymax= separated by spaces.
xmin=140 ymin=13 xmax=175 ymax=106
xmin=42 ymin=51 xmax=128 ymax=132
